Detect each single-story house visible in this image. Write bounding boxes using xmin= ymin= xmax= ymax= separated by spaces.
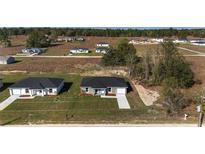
xmin=96 ymin=47 xmax=110 ymax=54
xmin=189 ymin=39 xmax=205 ymax=46
xmin=75 ymin=37 xmax=85 ymax=41
xmin=0 ymin=56 xmax=15 ymax=64
xmin=80 ymin=77 xmax=128 ymax=96
xmin=21 ymin=48 xmax=43 ymax=55
xmin=173 ymin=39 xmax=188 ymax=44
xmin=64 ymin=36 xmax=75 ymax=42
xmin=96 ymin=42 xmax=110 ymax=48
xmin=8 ymin=77 xmax=64 ymax=97
xmin=70 ymin=48 xmax=89 ymax=54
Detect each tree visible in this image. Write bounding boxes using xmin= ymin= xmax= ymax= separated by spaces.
xmin=102 ymin=39 xmax=139 ymax=76
xmin=153 ymin=41 xmax=194 ymax=88
xmin=26 ymin=31 xmax=50 ymax=48
xmin=0 ymin=28 xmax=11 ymax=47
xmin=162 ymin=77 xmax=191 ymax=116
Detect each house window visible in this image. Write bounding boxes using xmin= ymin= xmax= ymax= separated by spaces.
xmin=85 ymin=88 xmax=88 ymax=92
xmin=108 ymin=87 xmax=112 ymax=92
xmin=49 ymin=89 xmax=53 ymax=93
xmin=25 ymin=89 xmax=29 ymax=93
xmin=39 ymin=90 xmax=42 ymax=93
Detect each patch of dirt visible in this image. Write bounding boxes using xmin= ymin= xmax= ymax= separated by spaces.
xmin=132 ymin=81 xmax=160 ymax=106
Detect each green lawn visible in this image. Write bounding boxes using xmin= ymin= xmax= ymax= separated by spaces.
xmin=0 ymin=73 xmax=196 ymax=125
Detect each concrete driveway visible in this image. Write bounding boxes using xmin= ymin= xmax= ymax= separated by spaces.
xmin=116 ymin=94 xmax=130 ymax=109
xmin=0 ymin=95 xmax=20 ymax=111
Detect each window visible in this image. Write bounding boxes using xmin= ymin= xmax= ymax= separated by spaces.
xmin=25 ymin=89 xmax=29 ymax=93
xmin=85 ymin=88 xmax=88 ymax=92
xmin=39 ymin=90 xmax=42 ymax=93
xmin=108 ymin=87 xmax=112 ymax=92
xmin=49 ymin=89 xmax=53 ymax=93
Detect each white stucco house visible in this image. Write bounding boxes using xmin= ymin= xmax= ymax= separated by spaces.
xmin=69 ymin=48 xmax=89 ymax=54
xmin=173 ymin=39 xmax=188 ymax=44
xmin=8 ymin=77 xmax=64 ymax=97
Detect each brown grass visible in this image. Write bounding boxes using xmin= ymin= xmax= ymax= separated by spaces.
xmin=0 ymin=57 xmax=101 ymax=73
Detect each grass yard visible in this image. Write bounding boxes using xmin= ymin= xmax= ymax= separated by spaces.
xmin=0 ymin=73 xmax=199 ymax=125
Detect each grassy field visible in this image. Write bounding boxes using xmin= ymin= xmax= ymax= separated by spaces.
xmin=0 ymin=73 xmax=197 ymax=125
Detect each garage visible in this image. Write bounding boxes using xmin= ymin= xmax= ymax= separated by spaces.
xmin=11 ymin=89 xmax=21 ymax=95
xmin=116 ymin=88 xmax=126 ymax=95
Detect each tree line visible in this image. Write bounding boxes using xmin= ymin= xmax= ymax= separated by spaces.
xmin=1 ymin=27 xmax=205 ymax=38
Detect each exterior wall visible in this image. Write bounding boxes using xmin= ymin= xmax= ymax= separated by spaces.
xmin=81 ymin=87 xmax=127 ymax=95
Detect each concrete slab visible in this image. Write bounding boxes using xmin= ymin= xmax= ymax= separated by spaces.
xmin=116 ymin=94 xmax=131 ymax=109
xmin=0 ymin=95 xmax=20 ymax=111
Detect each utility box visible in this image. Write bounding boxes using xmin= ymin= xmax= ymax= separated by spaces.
xmin=197 ymin=105 xmax=201 ymax=113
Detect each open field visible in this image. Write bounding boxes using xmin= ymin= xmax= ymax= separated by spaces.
xmin=0 ymin=73 xmax=198 ymax=125
xmin=0 ymin=57 xmax=101 ymax=73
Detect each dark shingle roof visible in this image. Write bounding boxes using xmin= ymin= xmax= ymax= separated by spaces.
xmin=80 ymin=77 xmax=127 ymax=88
xmin=9 ymin=77 xmax=64 ymax=89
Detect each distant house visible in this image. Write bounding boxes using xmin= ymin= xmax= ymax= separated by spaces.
xmin=21 ymin=48 xmax=43 ymax=55
xmin=0 ymin=56 xmax=15 ymax=64
xmin=96 ymin=42 xmax=110 ymax=48
xmin=173 ymin=39 xmax=188 ymax=43
xmin=64 ymin=37 xmax=75 ymax=42
xmin=8 ymin=77 xmax=64 ymax=97
xmin=64 ymin=36 xmax=85 ymax=42
xmin=70 ymin=48 xmax=89 ymax=54
xmin=75 ymin=37 xmax=85 ymax=41
xmin=96 ymin=47 xmax=110 ymax=54
xmin=80 ymin=77 xmax=128 ymax=96
xmin=189 ymin=39 xmax=205 ymax=46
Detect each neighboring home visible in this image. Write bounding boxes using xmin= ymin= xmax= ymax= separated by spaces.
xmin=173 ymin=39 xmax=188 ymax=44
xmin=0 ymin=56 xmax=15 ymax=64
xmin=80 ymin=77 xmax=128 ymax=96
xmin=189 ymin=39 xmax=205 ymax=46
xmin=96 ymin=42 xmax=110 ymax=48
xmin=75 ymin=37 xmax=85 ymax=41
xmin=63 ymin=36 xmax=85 ymax=42
xmin=150 ymin=38 xmax=164 ymax=43
xmin=8 ymin=77 xmax=64 ymax=97
xmin=70 ymin=48 xmax=89 ymax=54
xmin=21 ymin=48 xmax=43 ymax=55
xmin=96 ymin=47 xmax=110 ymax=54
xmin=64 ymin=36 xmax=75 ymax=42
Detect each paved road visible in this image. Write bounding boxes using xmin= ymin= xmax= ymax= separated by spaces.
xmin=4 ymin=123 xmax=199 ymax=127
xmin=177 ymin=47 xmax=205 ymax=55
xmin=116 ymin=94 xmax=131 ymax=109
xmin=14 ymin=55 xmax=103 ymax=58
xmin=0 ymin=95 xmax=20 ymax=111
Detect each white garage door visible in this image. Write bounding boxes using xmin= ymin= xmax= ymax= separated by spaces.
xmin=117 ymin=88 xmax=126 ymax=95
xmin=12 ymin=89 xmax=21 ymax=95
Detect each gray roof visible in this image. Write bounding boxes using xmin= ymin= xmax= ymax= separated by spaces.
xmin=80 ymin=77 xmax=128 ymax=88
xmin=9 ymin=77 xmax=64 ymax=89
